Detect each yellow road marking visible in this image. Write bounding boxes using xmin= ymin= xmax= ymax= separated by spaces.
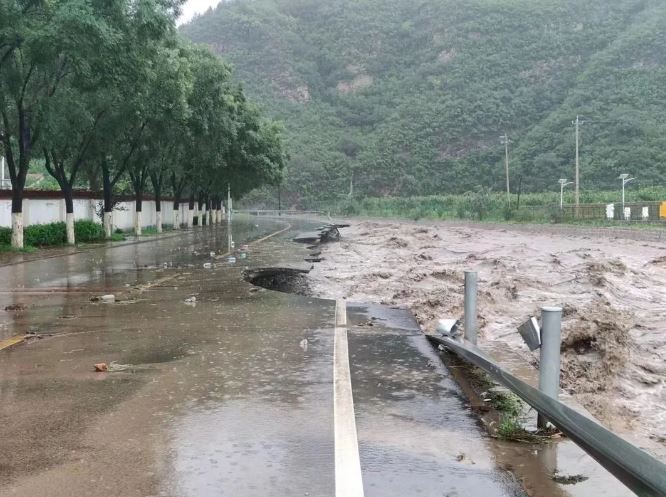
xmin=0 ymin=335 xmax=25 ymax=351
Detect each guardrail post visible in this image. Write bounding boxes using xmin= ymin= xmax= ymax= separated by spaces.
xmin=464 ymin=271 xmax=478 ymax=345
xmin=538 ymin=306 xmax=562 ymax=429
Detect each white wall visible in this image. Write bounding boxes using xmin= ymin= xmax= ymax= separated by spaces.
xmin=0 ymin=197 xmax=191 ymax=231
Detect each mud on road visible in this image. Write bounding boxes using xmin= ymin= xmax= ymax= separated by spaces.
xmin=308 ymin=220 xmax=666 ymax=449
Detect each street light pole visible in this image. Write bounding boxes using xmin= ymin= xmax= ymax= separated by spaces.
xmin=618 ymin=174 xmax=635 ymax=215
xmin=500 ymin=134 xmax=510 ymax=204
xmin=558 ymin=179 xmax=573 ymax=210
xmin=572 ymin=116 xmax=584 ymax=217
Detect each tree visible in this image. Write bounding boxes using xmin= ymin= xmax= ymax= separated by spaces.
xmin=0 ymin=1 xmax=115 ymax=247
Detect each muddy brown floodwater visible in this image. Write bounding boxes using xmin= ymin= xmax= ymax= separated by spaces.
xmin=308 ymin=219 xmax=666 ymax=452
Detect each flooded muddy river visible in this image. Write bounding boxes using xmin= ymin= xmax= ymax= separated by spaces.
xmin=308 ymin=219 xmax=666 ymax=454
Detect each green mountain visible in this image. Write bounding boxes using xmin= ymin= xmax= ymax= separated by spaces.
xmin=181 ymin=0 xmax=666 ymax=205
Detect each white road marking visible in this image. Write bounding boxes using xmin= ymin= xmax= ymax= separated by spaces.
xmin=334 ymin=299 xmax=365 ymax=497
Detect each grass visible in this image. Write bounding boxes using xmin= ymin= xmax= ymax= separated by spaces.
xmin=0 ymin=244 xmax=38 ymax=254
xmin=323 ymin=188 xmax=666 ymax=226
xmin=138 ymin=225 xmax=174 ymax=236
xmin=107 ymin=233 xmax=126 ymax=242
xmin=489 ymin=391 xmax=523 ymax=418
xmin=497 ymin=416 xmax=527 ymax=440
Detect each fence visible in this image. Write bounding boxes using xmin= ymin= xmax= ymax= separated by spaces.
xmin=0 ymin=190 xmax=190 ymax=231
xmin=560 ymin=201 xmax=664 ymax=222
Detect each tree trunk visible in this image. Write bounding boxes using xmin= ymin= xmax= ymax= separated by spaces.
xmin=155 ymin=191 xmax=162 ymax=233
xmin=173 ymin=208 xmax=180 ymax=230
xmin=102 ymin=162 xmax=113 ymax=238
xmin=197 ymin=196 xmax=204 ymax=226
xmin=10 ymin=183 xmax=24 ymax=249
xmin=9 ymin=176 xmax=24 ymax=247
xmin=134 ymin=193 xmax=143 ymax=236
xmin=188 ymin=195 xmax=195 ymax=228
xmin=64 ymin=191 xmax=75 ymax=245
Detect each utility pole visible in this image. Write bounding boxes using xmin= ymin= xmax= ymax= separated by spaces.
xmin=573 ymin=116 xmax=584 ymax=217
xmin=500 ymin=134 xmax=510 ymax=203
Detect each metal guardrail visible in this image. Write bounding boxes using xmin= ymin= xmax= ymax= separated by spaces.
xmin=236 ymin=209 xmax=324 ymax=217
xmin=427 ymin=334 xmax=666 ymax=497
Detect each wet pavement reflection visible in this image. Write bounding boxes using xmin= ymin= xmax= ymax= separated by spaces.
xmin=0 ymin=216 xmax=609 ymax=497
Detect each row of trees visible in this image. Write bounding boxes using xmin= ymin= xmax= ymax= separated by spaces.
xmin=0 ymin=0 xmax=286 ymax=247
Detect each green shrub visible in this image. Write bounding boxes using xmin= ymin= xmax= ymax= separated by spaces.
xmin=25 ymin=223 xmax=67 ymax=246
xmin=502 ymin=203 xmax=515 ymax=221
xmin=497 ymin=416 xmax=524 ymax=440
xmin=549 ymin=207 xmax=566 ymax=224
xmin=75 ymin=220 xmax=105 ymax=243
xmin=0 ymin=227 xmax=10 ymax=245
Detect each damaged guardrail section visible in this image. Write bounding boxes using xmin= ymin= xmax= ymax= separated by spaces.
xmin=427 ymin=335 xmax=666 ymax=497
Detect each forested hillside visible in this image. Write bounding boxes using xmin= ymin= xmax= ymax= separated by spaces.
xmin=181 ymin=0 xmax=666 ymax=206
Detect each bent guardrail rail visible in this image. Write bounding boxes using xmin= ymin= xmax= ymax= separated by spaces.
xmin=427 ymin=334 xmax=666 ymax=497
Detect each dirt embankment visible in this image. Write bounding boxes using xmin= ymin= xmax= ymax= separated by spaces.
xmin=308 ymin=220 xmax=666 ymax=447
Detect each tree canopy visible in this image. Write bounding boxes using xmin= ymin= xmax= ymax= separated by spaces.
xmin=181 ymin=0 xmax=666 ymax=206
xmin=0 ymin=0 xmax=286 ymax=246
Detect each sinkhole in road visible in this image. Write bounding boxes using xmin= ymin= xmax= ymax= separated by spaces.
xmin=243 ymin=267 xmax=311 ymax=296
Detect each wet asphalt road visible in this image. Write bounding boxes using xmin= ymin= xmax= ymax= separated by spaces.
xmin=0 ymin=217 xmax=526 ymax=497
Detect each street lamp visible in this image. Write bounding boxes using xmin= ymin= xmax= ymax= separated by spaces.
xmin=558 ymin=179 xmax=573 ymax=209
xmin=618 ymin=174 xmax=635 ymax=214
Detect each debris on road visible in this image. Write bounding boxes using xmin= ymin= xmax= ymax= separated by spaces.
xmin=551 ymin=472 xmax=589 ymax=485
xmin=203 ymin=262 xmax=213 ymax=269
xmin=108 ymin=361 xmax=134 ymax=372
xmin=184 ymin=296 xmax=197 ymax=306
xmin=4 ymin=303 xmax=27 ymax=312
xmin=90 ymin=294 xmax=116 ymax=303
xmin=94 ymin=363 xmax=108 ymax=372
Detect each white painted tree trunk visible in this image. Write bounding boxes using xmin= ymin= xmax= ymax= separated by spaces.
xmin=156 ymin=211 xmax=162 ymax=233
xmin=208 ymin=210 xmax=213 ymax=226
xmin=187 ymin=208 xmax=194 ymax=228
xmin=11 ymin=212 xmax=24 ymax=249
xmin=214 ymin=209 xmax=219 ymax=224
xmin=134 ymin=210 xmax=142 ymax=236
xmin=66 ymin=212 xmax=75 ymax=245
xmin=173 ymin=209 xmax=180 ymax=230
xmin=103 ymin=211 xmax=113 ymax=238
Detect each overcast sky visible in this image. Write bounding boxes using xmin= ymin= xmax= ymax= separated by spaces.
xmin=178 ymin=0 xmax=222 ymax=25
